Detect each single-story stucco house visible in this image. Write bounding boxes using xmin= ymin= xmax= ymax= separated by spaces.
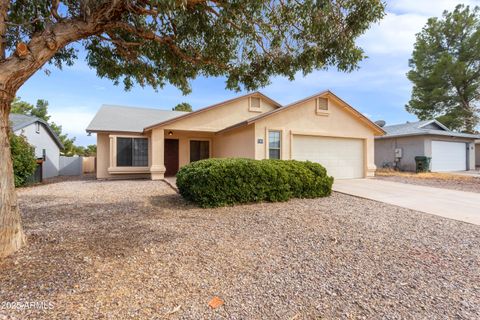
xmin=86 ymin=91 xmax=385 ymax=180
xmin=10 ymin=113 xmax=64 ymax=178
xmin=375 ymin=120 xmax=479 ymax=172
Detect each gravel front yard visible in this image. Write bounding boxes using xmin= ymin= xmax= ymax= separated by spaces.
xmin=1 ymin=179 xmax=479 ymax=319
xmin=376 ymin=172 xmax=480 ymax=193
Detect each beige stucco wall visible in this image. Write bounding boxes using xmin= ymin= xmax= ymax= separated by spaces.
xmin=252 ymin=96 xmax=378 ymax=177
xmin=96 ymin=131 xmax=151 ymax=179
xmin=143 ymin=95 xmax=277 ymax=179
xmin=96 ymin=133 xmax=110 ymax=179
xmin=160 ymin=95 xmax=277 ymax=132
xmin=164 ymin=130 xmax=215 ymax=168
xmin=213 ymin=124 xmax=255 ymax=159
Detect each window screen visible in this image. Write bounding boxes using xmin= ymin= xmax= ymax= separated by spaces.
xmin=117 ymin=137 xmax=148 ymax=167
xmin=250 ymin=97 xmax=261 ymax=109
xmin=316 ymin=97 xmax=328 ymax=111
xmin=117 ymin=138 xmax=132 ymax=166
xmin=133 ymin=138 xmax=148 ymax=166
xmin=269 ymin=131 xmax=281 ymax=159
xmin=190 ymin=140 xmax=210 ymax=162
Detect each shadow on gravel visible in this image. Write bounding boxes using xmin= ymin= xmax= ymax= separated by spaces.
xmin=0 ymin=193 xmax=186 ymax=302
xmin=149 ymin=193 xmax=191 ymax=209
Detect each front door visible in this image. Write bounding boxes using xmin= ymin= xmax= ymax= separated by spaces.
xmin=190 ymin=140 xmax=210 ymax=162
xmin=164 ymin=139 xmax=179 ymax=176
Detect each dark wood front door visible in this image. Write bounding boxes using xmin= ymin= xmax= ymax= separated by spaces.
xmin=164 ymin=139 xmax=179 ymax=176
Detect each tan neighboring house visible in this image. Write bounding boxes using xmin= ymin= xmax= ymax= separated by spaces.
xmin=86 ymin=91 xmax=385 ymax=180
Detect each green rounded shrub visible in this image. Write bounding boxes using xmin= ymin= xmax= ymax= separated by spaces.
xmin=176 ymin=158 xmax=334 ymax=208
xmin=10 ymin=133 xmax=37 ymax=187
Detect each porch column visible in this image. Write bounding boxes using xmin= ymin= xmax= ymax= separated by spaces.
xmin=366 ymin=137 xmax=376 ymax=177
xmin=150 ymin=128 xmax=166 ymax=180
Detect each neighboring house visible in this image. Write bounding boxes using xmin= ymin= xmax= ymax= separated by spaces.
xmin=86 ymin=91 xmax=385 ymax=180
xmin=9 ymin=114 xmax=64 ymax=178
xmin=375 ymin=120 xmax=478 ymax=172
xmin=476 ymin=140 xmax=480 ymax=169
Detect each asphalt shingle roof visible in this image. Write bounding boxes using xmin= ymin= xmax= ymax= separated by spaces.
xmin=9 ymin=113 xmax=38 ymax=131
xmin=379 ymin=120 xmax=480 ymax=139
xmin=86 ymin=105 xmax=188 ymax=133
xmin=9 ymin=113 xmax=64 ymax=149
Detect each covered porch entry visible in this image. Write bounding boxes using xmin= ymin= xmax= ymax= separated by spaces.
xmin=163 ymin=129 xmax=214 ymax=177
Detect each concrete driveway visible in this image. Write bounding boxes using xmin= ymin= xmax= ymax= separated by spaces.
xmin=333 ymin=179 xmax=480 ymax=225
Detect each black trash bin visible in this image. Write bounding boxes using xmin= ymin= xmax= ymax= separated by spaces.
xmin=414 ymin=156 xmax=431 ymax=173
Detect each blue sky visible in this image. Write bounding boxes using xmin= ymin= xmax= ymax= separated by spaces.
xmin=16 ymin=0 xmax=478 ymax=146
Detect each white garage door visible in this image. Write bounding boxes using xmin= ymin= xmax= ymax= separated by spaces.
xmin=292 ymin=135 xmax=364 ymax=179
xmin=431 ymin=141 xmax=466 ymax=172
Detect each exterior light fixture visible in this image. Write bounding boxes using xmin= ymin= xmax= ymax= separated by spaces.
xmin=168 ymin=131 xmax=173 ymax=136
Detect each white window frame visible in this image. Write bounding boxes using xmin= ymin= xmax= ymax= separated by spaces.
xmin=108 ymin=135 xmax=150 ymax=174
xmin=268 ymin=130 xmax=282 ymax=160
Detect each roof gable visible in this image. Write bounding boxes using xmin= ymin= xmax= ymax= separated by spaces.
xmin=218 ymin=90 xmax=385 ymax=135
xmin=380 ymin=120 xmax=480 ymax=139
xmin=9 ymin=113 xmax=64 ymax=149
xmin=418 ymin=120 xmax=449 ymax=131
xmin=143 ymin=92 xmax=282 ymax=131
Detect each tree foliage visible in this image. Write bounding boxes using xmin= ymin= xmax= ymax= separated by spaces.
xmin=9 ymin=132 xmax=36 ymax=187
xmin=2 ymin=0 xmax=385 ymax=94
xmin=172 ymin=102 xmax=192 ymax=112
xmin=407 ymin=5 xmax=480 ymax=133
xmin=74 ymin=144 xmax=97 ymax=157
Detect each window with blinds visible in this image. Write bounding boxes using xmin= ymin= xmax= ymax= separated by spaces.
xmin=268 ymin=131 xmax=281 ymax=159
xmin=190 ymin=140 xmax=210 ymax=162
xmin=117 ymin=137 xmax=148 ymax=167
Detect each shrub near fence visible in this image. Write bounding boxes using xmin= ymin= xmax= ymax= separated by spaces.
xmin=176 ymin=158 xmax=334 ymax=208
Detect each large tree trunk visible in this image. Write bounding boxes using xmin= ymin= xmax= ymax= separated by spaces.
xmin=0 ymin=2 xmax=127 ymax=258
xmin=463 ymin=104 xmax=477 ymax=134
xmin=0 ymin=93 xmax=26 ymax=258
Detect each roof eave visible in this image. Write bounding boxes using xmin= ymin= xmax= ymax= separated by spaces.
xmin=143 ymin=91 xmax=282 ymax=132
xmin=376 ymin=131 xmax=480 ymax=139
xmin=228 ymin=90 xmax=386 ymax=135
xmin=13 ymin=117 xmax=64 ymax=149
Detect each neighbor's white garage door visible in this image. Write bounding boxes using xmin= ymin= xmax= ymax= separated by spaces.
xmin=292 ymin=135 xmax=364 ymax=179
xmin=431 ymin=141 xmax=466 ymax=172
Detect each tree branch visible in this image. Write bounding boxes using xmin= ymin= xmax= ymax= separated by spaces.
xmin=51 ymin=0 xmax=64 ymax=21
xmin=108 ymin=22 xmax=228 ymax=69
xmin=0 ymin=0 xmax=9 ymax=60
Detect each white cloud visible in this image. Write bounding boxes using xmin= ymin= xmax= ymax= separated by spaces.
xmin=389 ymin=0 xmax=478 ymax=16
xmin=359 ymin=0 xmax=479 ymax=56
xmin=358 ymin=12 xmax=427 ymax=55
xmin=49 ymin=107 xmax=95 ymax=137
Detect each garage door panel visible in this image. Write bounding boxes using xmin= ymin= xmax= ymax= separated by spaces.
xmin=431 ymin=141 xmax=466 ymax=172
xmin=292 ymin=135 xmax=364 ymax=179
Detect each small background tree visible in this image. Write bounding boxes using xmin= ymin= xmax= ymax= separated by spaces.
xmin=407 ymin=5 xmax=480 ymax=133
xmin=10 ymin=133 xmax=36 ymax=187
xmin=173 ymin=102 xmax=193 ymax=112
